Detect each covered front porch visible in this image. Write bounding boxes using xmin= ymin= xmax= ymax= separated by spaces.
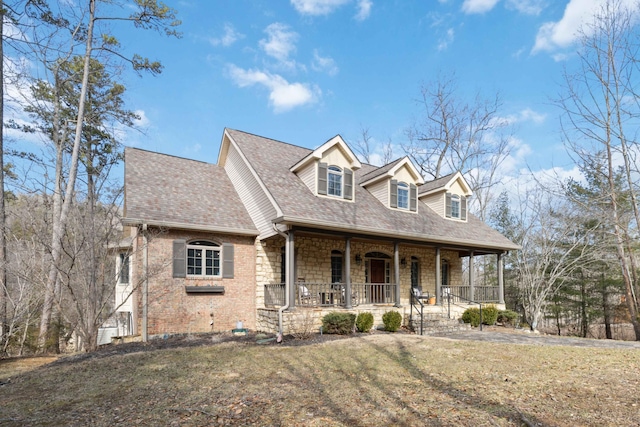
xmin=258 ymin=227 xmax=507 ymax=316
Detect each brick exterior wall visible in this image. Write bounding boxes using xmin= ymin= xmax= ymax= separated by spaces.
xmin=132 ymin=228 xmax=256 ymax=336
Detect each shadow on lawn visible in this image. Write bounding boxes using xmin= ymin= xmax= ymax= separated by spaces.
xmin=369 ymin=336 xmax=545 ymax=426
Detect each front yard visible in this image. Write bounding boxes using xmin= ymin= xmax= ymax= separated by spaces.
xmin=1 ymin=332 xmax=638 ymax=426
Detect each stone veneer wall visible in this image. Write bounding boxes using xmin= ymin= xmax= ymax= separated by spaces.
xmin=133 ymin=228 xmax=256 ymax=336
xmin=255 ymin=233 xmax=462 ymax=308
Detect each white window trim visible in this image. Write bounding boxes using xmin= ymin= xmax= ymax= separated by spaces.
xmin=397 ymin=182 xmax=409 ymax=210
xmin=327 ymin=165 xmax=343 ymax=198
xmin=451 ymin=194 xmax=461 ymax=219
xmin=186 ymin=241 xmax=221 ymax=278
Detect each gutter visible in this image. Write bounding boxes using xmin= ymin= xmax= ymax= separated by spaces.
xmin=122 ymin=218 xmax=259 ymax=236
xmin=273 ymin=215 xmax=521 ymax=251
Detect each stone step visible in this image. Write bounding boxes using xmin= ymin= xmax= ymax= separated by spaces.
xmin=410 ymin=316 xmax=471 ymax=336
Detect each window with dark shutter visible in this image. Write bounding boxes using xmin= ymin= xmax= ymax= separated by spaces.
xmin=461 ymin=196 xmax=467 ymax=221
xmin=344 ymin=168 xmax=353 ymax=200
xmin=173 ymin=239 xmax=186 ymax=278
xmin=445 ymin=193 xmax=452 ymax=218
xmin=318 ymin=162 xmax=328 ymax=195
xmin=410 ymin=184 xmax=417 ymax=212
xmin=222 ymin=243 xmax=234 ymax=278
xmin=390 ymin=180 xmax=398 ymax=208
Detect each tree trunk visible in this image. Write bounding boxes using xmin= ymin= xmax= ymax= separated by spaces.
xmin=0 ymin=0 xmax=8 ymax=356
xmin=38 ymin=0 xmax=97 ymax=352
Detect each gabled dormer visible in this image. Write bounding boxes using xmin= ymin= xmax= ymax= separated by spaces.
xmin=360 ymin=157 xmax=425 ymax=213
xmin=290 ymin=135 xmax=362 ymax=201
xmin=418 ymin=172 xmax=472 ymax=221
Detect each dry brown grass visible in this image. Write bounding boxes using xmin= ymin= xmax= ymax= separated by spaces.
xmin=1 ymin=334 xmax=639 ymax=426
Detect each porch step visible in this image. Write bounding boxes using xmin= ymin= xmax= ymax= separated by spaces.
xmin=412 ymin=317 xmax=471 ymax=336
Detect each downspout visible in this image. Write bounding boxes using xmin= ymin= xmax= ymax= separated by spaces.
xmin=273 ymin=224 xmax=290 ymax=339
xmin=142 ymin=223 xmax=148 ymax=342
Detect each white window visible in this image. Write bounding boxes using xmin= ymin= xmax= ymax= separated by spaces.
xmin=397 ymin=182 xmax=409 ymax=209
xmin=187 ymin=241 xmax=221 ymax=277
xmin=327 ymin=165 xmax=342 ymax=197
xmin=451 ymin=195 xmax=460 ymax=218
xmin=118 ymin=253 xmax=130 ymax=284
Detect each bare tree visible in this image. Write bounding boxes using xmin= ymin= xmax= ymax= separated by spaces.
xmin=511 ymin=185 xmax=596 ymax=331
xmin=557 ymin=0 xmax=640 ymax=340
xmin=404 ymin=73 xmax=512 ymax=221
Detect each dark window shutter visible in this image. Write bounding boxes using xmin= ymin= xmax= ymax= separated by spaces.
xmin=410 ymin=184 xmax=417 ymax=212
xmin=222 ymin=243 xmax=234 ymax=279
xmin=318 ymin=162 xmax=328 ymax=195
xmin=461 ymin=196 xmax=467 ymax=221
xmin=390 ymin=180 xmax=398 ymax=208
xmin=445 ymin=193 xmax=452 ymax=218
xmin=344 ymin=168 xmax=353 ymax=200
xmin=173 ymin=239 xmax=186 ymax=278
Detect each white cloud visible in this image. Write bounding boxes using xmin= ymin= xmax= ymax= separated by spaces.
xmin=226 ymin=64 xmax=320 ymax=113
xmin=355 ymin=0 xmax=372 ymax=21
xmin=290 ymin=0 xmax=350 ymax=16
xmin=532 ymin=0 xmax=637 ymax=54
xmin=209 ymin=23 xmax=243 ymax=47
xmin=497 ymin=108 xmax=547 ymax=126
xmin=259 ymin=23 xmax=298 ymax=67
xmin=461 ymin=0 xmax=501 ymax=14
xmin=505 ymin=0 xmax=545 ymax=15
xmin=311 ymin=50 xmax=339 ymax=76
xmin=437 ymin=28 xmax=455 ymax=51
xmin=133 ymin=110 xmax=150 ymax=128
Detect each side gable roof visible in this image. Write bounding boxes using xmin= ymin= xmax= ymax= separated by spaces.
xmin=123 ymin=147 xmax=258 ymax=235
xmin=290 ymin=134 xmax=362 ymax=172
xmin=419 ymin=171 xmax=472 ymax=197
xmin=359 ymin=156 xmax=425 ymax=186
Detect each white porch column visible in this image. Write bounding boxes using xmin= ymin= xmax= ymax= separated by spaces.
xmin=345 ymin=238 xmax=352 ymax=309
xmin=287 ymin=230 xmax=296 ymax=310
xmin=469 ymin=251 xmax=475 ymax=302
xmin=394 ymin=242 xmax=401 ymax=307
xmin=498 ymin=252 xmax=505 ymax=304
xmin=435 ymin=247 xmax=442 ymax=305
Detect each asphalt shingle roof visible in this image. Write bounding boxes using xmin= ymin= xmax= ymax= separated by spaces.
xmin=418 ymin=173 xmax=457 ymax=195
xmin=226 ymin=129 xmax=518 ymax=251
xmin=124 ymin=147 xmax=257 ymax=233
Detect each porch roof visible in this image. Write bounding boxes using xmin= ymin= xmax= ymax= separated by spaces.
xmin=226 ymin=129 xmax=519 ymax=252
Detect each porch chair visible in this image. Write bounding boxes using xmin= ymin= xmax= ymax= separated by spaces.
xmin=298 ymin=284 xmax=317 ymax=305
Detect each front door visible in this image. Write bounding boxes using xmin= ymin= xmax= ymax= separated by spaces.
xmin=369 ymin=259 xmax=385 ymax=303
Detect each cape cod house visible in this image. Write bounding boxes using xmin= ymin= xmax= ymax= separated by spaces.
xmin=114 ymin=129 xmax=519 ymax=339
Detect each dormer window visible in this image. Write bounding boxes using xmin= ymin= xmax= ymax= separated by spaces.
xmin=390 ymin=180 xmax=417 ymax=212
xmin=446 ymin=193 xmax=467 ymax=220
xmin=318 ymin=163 xmax=353 ymax=200
xmin=397 ymin=182 xmax=409 ymax=209
xmin=328 ymin=166 xmax=343 ymax=197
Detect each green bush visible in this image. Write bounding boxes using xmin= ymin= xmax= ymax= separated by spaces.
xmin=355 ymin=312 xmax=374 ymax=333
xmin=382 ymin=310 xmax=402 ymax=332
xmin=497 ymin=309 xmax=518 ymax=325
xmin=482 ymin=304 xmax=499 ymax=326
xmin=461 ymin=307 xmax=481 ymax=327
xmin=321 ymin=312 xmax=356 ymax=335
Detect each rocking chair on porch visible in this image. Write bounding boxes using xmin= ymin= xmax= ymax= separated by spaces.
xmin=298 ymin=284 xmax=318 ymax=305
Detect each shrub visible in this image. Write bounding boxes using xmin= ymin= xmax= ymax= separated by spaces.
xmin=461 ymin=307 xmax=481 ymax=327
xmin=355 ymin=312 xmax=374 ymax=333
xmin=321 ymin=312 xmax=356 ymax=335
xmin=482 ymin=304 xmax=499 ymax=326
xmin=290 ymin=309 xmax=317 ymax=340
xmin=382 ymin=310 xmax=402 ymax=332
xmin=497 ymin=309 xmax=518 ymax=326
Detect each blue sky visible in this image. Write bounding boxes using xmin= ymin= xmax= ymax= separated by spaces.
xmin=9 ymin=0 xmax=634 ymax=184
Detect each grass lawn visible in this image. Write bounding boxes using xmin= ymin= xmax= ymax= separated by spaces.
xmin=1 ymin=333 xmax=638 ymax=426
